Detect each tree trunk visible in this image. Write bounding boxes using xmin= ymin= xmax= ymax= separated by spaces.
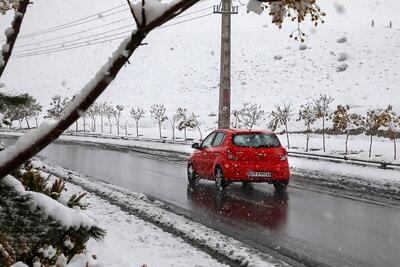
xmin=117 ymin=118 xmax=120 ymax=135
xmin=0 ymin=0 xmax=201 ymax=179
xmin=93 ymin=118 xmax=96 ymax=132
xmin=75 ymin=120 xmax=78 ymax=132
xmin=0 ymin=0 xmax=30 ymax=78
xmin=83 ymin=116 xmax=86 ymax=132
xmin=369 ymin=133 xmax=373 ymax=158
xmin=345 ymin=131 xmax=349 ymax=155
xmin=136 ymin=121 xmax=139 ymax=138
xmin=306 ymin=125 xmax=310 ymax=152
xmin=108 ymin=118 xmax=112 ymax=134
xmin=184 ymin=128 xmax=187 ymax=141
xmin=394 ymin=138 xmax=397 ymax=160
xmin=25 ymin=117 xmax=30 ymax=129
xmin=35 ymin=118 xmax=38 ymax=128
xmin=285 ymin=121 xmax=290 ymax=149
xmin=196 ymin=125 xmax=202 ymax=141
xmin=159 ymin=124 xmax=162 ymax=139
xmin=19 ymin=120 xmax=22 ymax=130
xmin=322 ymin=116 xmax=326 ymax=152
xmin=101 ymin=115 xmax=104 ymax=133
xmin=171 ymin=121 xmax=175 ymax=140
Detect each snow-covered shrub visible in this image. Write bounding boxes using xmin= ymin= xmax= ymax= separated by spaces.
xmin=0 ymin=163 xmax=105 ymax=266
xmin=336 ymin=63 xmax=348 ymax=72
xmin=337 ymin=53 xmax=348 ymax=62
xmin=299 ymin=44 xmax=308 ymax=51
xmin=337 ymin=36 xmax=347 ymax=43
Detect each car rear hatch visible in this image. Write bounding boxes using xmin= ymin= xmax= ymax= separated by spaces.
xmin=230 ymin=132 xmax=285 ymax=164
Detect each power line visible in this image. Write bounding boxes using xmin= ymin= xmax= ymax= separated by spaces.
xmin=15 ymin=23 xmax=135 ymax=53
xmin=13 ymin=13 xmax=214 ymax=58
xmin=16 ymin=2 xmax=127 ymax=38
xmin=17 ymin=8 xmax=129 ymax=40
xmin=15 ymin=17 xmax=132 ymax=48
xmin=14 ymin=10 xmax=213 ymax=54
xmin=14 ymin=4 xmax=214 ymax=49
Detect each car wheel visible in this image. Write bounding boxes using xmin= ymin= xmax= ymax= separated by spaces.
xmin=187 ymin=163 xmax=198 ymax=186
xmin=242 ymin=181 xmax=252 ymax=188
xmin=273 ymin=181 xmax=288 ymax=192
xmin=215 ymin=167 xmax=227 ymax=192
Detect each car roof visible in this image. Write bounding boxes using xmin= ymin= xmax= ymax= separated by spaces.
xmin=216 ymin=129 xmax=275 ymax=135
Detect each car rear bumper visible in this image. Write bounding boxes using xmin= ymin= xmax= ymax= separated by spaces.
xmin=221 ymin=161 xmax=290 ymax=182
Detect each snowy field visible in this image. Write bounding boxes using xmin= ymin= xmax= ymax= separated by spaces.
xmin=0 ymin=0 xmax=399 ymax=131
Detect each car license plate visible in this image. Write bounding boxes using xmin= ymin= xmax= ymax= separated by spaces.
xmin=249 ymin=172 xmax=271 ymax=177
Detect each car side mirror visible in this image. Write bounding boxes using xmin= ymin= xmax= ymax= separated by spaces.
xmin=191 ymin=143 xmax=201 ymax=149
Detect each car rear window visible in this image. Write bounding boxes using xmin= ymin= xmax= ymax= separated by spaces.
xmin=233 ymin=133 xmax=281 ymax=148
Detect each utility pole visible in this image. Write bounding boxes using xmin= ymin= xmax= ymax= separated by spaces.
xmin=214 ymin=0 xmax=238 ymax=129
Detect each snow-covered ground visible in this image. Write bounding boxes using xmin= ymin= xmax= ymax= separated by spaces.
xmin=60 ymin=181 xmax=230 ymax=267
xmin=0 ymin=0 xmax=399 ymax=131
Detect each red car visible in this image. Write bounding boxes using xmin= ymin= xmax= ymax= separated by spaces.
xmin=188 ymin=129 xmax=290 ymax=191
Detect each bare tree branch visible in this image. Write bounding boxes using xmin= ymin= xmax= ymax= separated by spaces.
xmin=0 ymin=0 xmax=30 ymax=78
xmin=0 ymin=0 xmax=200 ymax=178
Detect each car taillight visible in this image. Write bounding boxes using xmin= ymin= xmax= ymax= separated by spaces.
xmin=227 ymin=150 xmax=239 ymax=161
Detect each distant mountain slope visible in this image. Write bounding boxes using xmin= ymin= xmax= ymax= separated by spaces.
xmin=0 ymin=0 xmax=399 ymax=129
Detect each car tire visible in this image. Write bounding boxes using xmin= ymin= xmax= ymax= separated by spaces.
xmin=215 ymin=167 xmax=227 ymax=192
xmin=242 ymin=181 xmax=252 ymax=188
xmin=273 ymin=181 xmax=288 ymax=192
xmin=187 ymin=163 xmax=198 ymax=186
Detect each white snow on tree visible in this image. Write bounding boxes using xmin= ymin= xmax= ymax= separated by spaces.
xmin=239 ymin=102 xmax=265 ymax=130
xmin=150 ymin=104 xmax=168 ymax=139
xmin=130 ymin=107 xmax=145 ymax=138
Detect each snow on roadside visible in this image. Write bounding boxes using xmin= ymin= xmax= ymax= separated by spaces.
xmin=61 ymin=177 xmax=229 ymax=267
xmin=36 ymin=160 xmax=290 ymax=267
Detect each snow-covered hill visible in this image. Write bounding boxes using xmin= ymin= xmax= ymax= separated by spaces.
xmin=0 ymin=0 xmax=399 ymax=129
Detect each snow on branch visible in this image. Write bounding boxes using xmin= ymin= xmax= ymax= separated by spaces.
xmin=0 ymin=0 xmax=200 ymax=179
xmin=0 ymin=0 xmax=30 ymax=78
xmin=2 ymin=175 xmax=98 ymax=229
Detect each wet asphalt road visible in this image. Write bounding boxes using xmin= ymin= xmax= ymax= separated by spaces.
xmin=2 ymin=137 xmax=400 ymax=267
